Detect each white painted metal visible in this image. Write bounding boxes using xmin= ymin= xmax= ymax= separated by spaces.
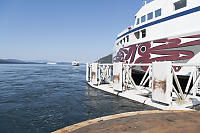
xmin=108 ymin=66 xmax=112 ymax=82
xmin=89 ymin=64 xmax=92 ymax=82
xmin=123 ymin=65 xmax=137 ymax=90
xmin=91 ymin=63 xmax=98 ymax=85
xmin=143 ymin=75 xmax=150 ymax=86
xmin=152 ymin=62 xmax=172 ymax=105
xmin=140 ymin=66 xmax=150 ymax=86
xmin=191 ymin=75 xmax=200 ymax=96
xmin=87 ymin=62 xmax=200 ymax=110
xmin=113 ymin=62 xmax=123 ymax=92
xmin=185 ymin=70 xmax=194 ymax=94
xmin=98 ymin=65 xmax=101 ymax=85
xmin=88 ymin=82 xmax=197 ymax=110
xmin=99 ymin=64 xmax=113 ymax=84
xmin=172 ymin=68 xmax=185 ymax=100
xmin=86 ymin=63 xmax=88 ymax=81
xmin=172 ymin=85 xmax=182 ymax=100
xmin=149 ymin=67 xmax=153 ymax=88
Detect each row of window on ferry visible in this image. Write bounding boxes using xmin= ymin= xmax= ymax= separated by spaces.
xmin=136 ymin=8 xmax=161 ymax=25
xmin=136 ymin=0 xmax=187 ymax=25
xmin=116 ymin=0 xmax=187 ymax=46
xmin=116 ymin=29 xmax=146 ymax=46
xmin=116 ymin=35 xmax=129 ymax=46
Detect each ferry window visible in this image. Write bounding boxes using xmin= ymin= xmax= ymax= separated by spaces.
xmin=155 ymin=9 xmax=161 ymax=17
xmin=120 ymin=40 xmax=122 ymax=44
xmin=126 ymin=35 xmax=129 ymax=42
xmin=141 ymin=15 xmax=146 ymax=23
xmin=136 ymin=18 xmax=140 ymax=25
xmin=134 ymin=31 xmax=140 ymax=39
xmin=174 ymin=0 xmax=187 ymax=10
xmin=147 ymin=12 xmax=153 ymax=20
xmin=141 ymin=29 xmax=146 ymax=38
xmin=123 ymin=37 xmax=126 ymax=43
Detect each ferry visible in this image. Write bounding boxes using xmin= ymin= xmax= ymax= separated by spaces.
xmin=85 ymin=0 xmax=200 ymax=110
xmin=72 ymin=60 xmax=80 ymax=66
xmin=47 ymin=62 xmax=57 ymax=65
xmin=113 ymin=0 xmax=200 ymax=75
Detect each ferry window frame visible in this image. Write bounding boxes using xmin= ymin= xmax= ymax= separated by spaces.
xmin=126 ymin=35 xmax=129 ymax=42
xmin=141 ymin=15 xmax=146 ymax=23
xmin=155 ymin=8 xmax=161 ymax=17
xmin=147 ymin=12 xmax=153 ymax=20
xmin=136 ymin=18 xmax=140 ymax=25
xmin=174 ymin=0 xmax=187 ymax=10
xmin=141 ymin=29 xmax=146 ymax=38
xmin=134 ymin=31 xmax=140 ymax=39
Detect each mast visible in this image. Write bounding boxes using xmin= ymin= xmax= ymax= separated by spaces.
xmin=142 ymin=0 xmax=147 ymax=5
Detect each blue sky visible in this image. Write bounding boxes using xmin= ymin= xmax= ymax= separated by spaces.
xmin=0 ymin=0 xmax=150 ymax=63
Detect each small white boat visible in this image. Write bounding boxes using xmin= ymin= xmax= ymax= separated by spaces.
xmin=47 ymin=62 xmax=57 ymax=65
xmin=72 ymin=60 xmax=79 ymax=66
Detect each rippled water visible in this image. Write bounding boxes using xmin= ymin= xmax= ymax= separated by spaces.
xmin=0 ymin=64 xmax=156 ymax=133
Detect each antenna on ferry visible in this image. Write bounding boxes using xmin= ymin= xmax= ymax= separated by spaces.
xmin=142 ymin=0 xmax=147 ymax=5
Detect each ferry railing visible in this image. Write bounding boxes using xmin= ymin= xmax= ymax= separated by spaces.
xmin=123 ymin=63 xmax=200 ymax=104
xmin=86 ymin=62 xmax=152 ymax=90
xmin=172 ymin=63 xmax=200 ymax=99
xmin=86 ymin=62 xmax=200 ymax=104
xmin=98 ymin=64 xmax=113 ymax=85
xmin=123 ymin=64 xmax=152 ymax=91
xmin=86 ymin=63 xmax=113 ymax=85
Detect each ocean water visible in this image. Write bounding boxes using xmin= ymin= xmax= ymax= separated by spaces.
xmin=0 ymin=64 xmax=156 ymax=133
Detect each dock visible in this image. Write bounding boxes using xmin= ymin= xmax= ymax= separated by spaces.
xmin=52 ymin=110 xmax=200 ymax=133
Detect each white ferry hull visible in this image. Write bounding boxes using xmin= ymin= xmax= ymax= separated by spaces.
xmin=113 ymin=3 xmax=200 ymax=74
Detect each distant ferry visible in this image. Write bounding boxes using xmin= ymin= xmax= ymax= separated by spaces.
xmin=113 ymin=0 xmax=200 ymax=74
xmin=72 ymin=60 xmax=80 ymax=66
xmin=47 ymin=62 xmax=57 ymax=65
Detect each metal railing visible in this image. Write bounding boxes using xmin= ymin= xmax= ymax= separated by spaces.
xmin=86 ymin=62 xmax=200 ymax=105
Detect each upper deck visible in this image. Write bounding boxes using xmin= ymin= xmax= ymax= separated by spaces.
xmin=117 ymin=0 xmax=200 ymax=40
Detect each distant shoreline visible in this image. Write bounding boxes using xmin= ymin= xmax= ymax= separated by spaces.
xmin=0 ymin=62 xmax=45 ymax=64
xmin=0 ymin=59 xmax=83 ymax=65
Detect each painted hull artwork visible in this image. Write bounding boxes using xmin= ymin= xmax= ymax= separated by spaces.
xmin=113 ymin=34 xmax=200 ymax=71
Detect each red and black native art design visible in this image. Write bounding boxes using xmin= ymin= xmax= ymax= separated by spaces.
xmin=113 ymin=34 xmax=200 ymax=71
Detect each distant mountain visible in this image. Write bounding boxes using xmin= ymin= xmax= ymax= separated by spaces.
xmin=6 ymin=59 xmax=25 ymax=63
xmin=97 ymin=54 xmax=112 ymax=63
xmin=0 ymin=59 xmax=44 ymax=64
xmin=25 ymin=60 xmax=52 ymax=64
xmin=56 ymin=62 xmax=71 ymax=65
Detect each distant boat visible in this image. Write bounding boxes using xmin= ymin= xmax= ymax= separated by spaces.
xmin=72 ymin=60 xmax=79 ymax=66
xmin=47 ymin=62 xmax=57 ymax=65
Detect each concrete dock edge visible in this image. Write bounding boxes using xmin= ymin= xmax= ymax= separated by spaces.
xmin=52 ymin=110 xmax=194 ymax=133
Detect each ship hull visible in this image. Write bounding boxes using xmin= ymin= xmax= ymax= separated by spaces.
xmin=113 ymin=33 xmax=200 ymax=73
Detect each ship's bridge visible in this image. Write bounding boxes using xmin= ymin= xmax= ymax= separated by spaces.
xmin=116 ymin=0 xmax=196 ymax=43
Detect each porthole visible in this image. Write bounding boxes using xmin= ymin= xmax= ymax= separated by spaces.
xmin=140 ymin=46 xmax=146 ymax=53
